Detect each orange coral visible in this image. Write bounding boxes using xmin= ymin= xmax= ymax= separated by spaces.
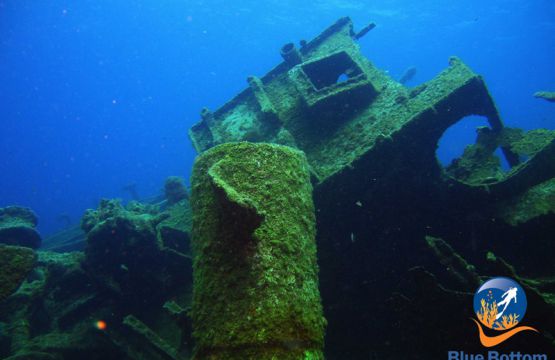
xmin=494 ymin=314 xmax=519 ymax=330
xmin=476 ymin=298 xmax=498 ymax=329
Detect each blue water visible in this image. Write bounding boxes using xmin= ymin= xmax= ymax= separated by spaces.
xmin=1 ymin=0 xmax=554 ymax=236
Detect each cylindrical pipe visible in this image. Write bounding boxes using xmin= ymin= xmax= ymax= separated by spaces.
xmin=190 ymin=142 xmax=326 ymax=360
xmin=280 ymin=42 xmax=302 ymax=66
xmin=354 ymin=22 xmax=376 ymax=40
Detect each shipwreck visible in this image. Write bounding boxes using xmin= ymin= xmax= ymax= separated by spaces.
xmin=1 ymin=17 xmax=554 ymax=360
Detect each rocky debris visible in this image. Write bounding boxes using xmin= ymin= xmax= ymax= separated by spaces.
xmin=81 ymin=199 xmax=159 ymax=234
xmin=1 ymin=186 xmax=194 ymax=359
xmin=41 ymin=176 xmax=190 ymax=254
xmin=81 ymin=199 xmax=192 ymax=306
xmin=0 ymin=245 xmax=36 ymax=302
xmin=0 ymin=206 xmax=42 ymax=249
xmin=0 ymin=251 xmax=107 ymax=359
xmin=534 ymin=91 xmax=555 ymax=102
xmin=82 ymin=199 xmax=167 ymax=296
xmin=190 ymin=142 xmax=326 ymax=359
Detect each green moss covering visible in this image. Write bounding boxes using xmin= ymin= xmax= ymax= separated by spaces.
xmin=0 ymin=245 xmax=36 ymax=302
xmin=190 ymin=142 xmax=325 ymax=359
xmin=0 ymin=206 xmax=42 ymax=249
xmin=159 ymin=200 xmax=192 ymax=234
xmin=497 ymin=177 xmax=555 ymax=225
xmin=445 ymin=140 xmax=504 ymax=185
xmin=501 ymin=128 xmax=555 ymax=158
xmin=157 ymin=199 xmax=193 ymax=255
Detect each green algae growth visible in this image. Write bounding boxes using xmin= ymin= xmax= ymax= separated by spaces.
xmin=190 ymin=142 xmax=326 ymax=360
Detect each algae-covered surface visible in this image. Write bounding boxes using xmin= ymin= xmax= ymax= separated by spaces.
xmin=190 ymin=142 xmax=325 ymax=359
xmin=0 ymin=245 xmax=36 ymax=302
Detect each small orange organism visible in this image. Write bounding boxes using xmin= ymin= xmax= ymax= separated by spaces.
xmin=95 ymin=320 xmax=107 ymax=330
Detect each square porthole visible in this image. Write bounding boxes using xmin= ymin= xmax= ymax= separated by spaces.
xmin=290 ymin=51 xmax=378 ymax=124
xmin=301 ymin=51 xmax=364 ymax=90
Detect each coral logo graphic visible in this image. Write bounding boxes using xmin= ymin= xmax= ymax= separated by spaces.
xmin=472 ymin=277 xmax=538 ymax=347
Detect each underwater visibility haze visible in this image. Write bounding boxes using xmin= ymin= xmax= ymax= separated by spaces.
xmin=0 ymin=1 xmax=554 ymax=359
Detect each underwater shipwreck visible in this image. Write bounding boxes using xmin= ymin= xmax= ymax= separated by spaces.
xmin=1 ymin=17 xmax=555 ymax=359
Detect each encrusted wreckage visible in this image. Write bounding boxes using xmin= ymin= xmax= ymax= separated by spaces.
xmin=190 ymin=143 xmax=325 ymax=359
xmin=189 ymin=17 xmax=555 ymax=358
xmin=1 ymin=17 xmax=554 ymax=360
xmin=189 ymin=17 xmax=555 ymax=217
xmin=188 ymin=19 xmax=555 ymax=234
xmin=0 ymin=180 xmax=194 ymax=360
xmin=0 ymin=206 xmax=42 ymax=249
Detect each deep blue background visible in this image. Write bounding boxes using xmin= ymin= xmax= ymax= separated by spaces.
xmin=1 ymin=0 xmax=554 ymax=236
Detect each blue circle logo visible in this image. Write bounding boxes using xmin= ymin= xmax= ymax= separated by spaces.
xmin=473 ymin=277 xmax=527 ymax=331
